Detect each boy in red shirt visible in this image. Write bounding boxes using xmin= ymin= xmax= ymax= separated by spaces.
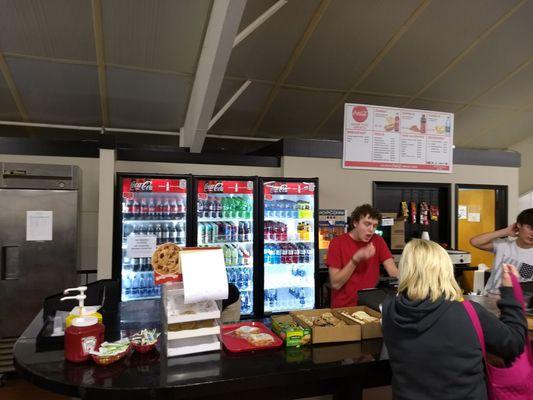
xmin=327 ymin=204 xmax=398 ymax=307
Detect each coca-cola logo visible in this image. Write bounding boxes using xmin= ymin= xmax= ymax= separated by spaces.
xmin=352 ymin=106 xmax=368 ymax=123
xmin=130 ymin=180 xmax=152 ymax=192
xmin=204 ymin=182 xmax=224 ymax=193
xmin=271 ymin=184 xmax=288 ymax=194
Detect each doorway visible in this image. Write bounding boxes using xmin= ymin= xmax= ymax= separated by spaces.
xmin=455 ymin=185 xmax=508 ymax=267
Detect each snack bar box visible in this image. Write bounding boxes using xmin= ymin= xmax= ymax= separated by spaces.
xmin=333 ymin=306 xmax=382 ymax=339
xmin=271 ymin=314 xmax=311 ymax=347
xmin=290 ymin=308 xmax=361 ymax=344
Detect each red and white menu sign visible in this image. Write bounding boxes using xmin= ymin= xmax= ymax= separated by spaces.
xmin=343 ymin=104 xmax=453 ymax=173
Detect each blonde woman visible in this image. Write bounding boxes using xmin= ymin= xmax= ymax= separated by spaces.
xmin=381 ymin=239 xmax=527 ymax=400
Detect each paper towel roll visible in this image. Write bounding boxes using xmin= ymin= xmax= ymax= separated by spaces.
xmin=180 ymin=248 xmax=229 ymax=304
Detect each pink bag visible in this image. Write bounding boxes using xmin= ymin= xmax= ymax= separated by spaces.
xmin=463 ymin=274 xmax=533 ymax=400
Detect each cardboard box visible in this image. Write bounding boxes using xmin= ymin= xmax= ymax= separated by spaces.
xmin=290 ymin=308 xmax=361 ymax=344
xmin=333 ymin=306 xmax=382 ymax=339
xmin=383 ymin=212 xmax=406 ymax=250
xmin=271 ymin=314 xmax=311 ymax=347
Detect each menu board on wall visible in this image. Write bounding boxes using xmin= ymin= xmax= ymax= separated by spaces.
xmin=343 ymin=103 xmax=453 ymax=173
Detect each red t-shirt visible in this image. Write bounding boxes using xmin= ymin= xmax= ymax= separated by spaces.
xmin=326 ymin=233 xmax=392 ymax=307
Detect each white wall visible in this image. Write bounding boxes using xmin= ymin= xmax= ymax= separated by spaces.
xmin=519 ymin=191 xmax=533 ymax=212
xmin=511 ymin=135 xmax=533 ymax=195
xmin=0 ymin=154 xmax=100 ymax=272
xmin=282 ymin=156 xmax=519 ymax=245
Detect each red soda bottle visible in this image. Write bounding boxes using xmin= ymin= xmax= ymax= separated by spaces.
xmin=132 ymin=198 xmax=140 ymax=219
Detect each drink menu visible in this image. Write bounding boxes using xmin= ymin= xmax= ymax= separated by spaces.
xmin=343 ymin=103 xmax=453 ymax=173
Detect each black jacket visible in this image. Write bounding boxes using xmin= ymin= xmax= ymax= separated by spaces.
xmin=381 ymin=287 xmax=527 ymax=400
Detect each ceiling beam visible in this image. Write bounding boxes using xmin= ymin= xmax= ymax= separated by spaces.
xmin=233 ymin=0 xmax=287 ymax=48
xmin=250 ymin=0 xmax=333 ymax=137
xmin=311 ymin=0 xmax=431 ymax=137
xmin=181 ymin=0 xmax=247 ymax=152
xmin=209 ymin=79 xmax=251 ymax=130
xmin=0 ymin=52 xmax=29 ymax=122
xmin=401 ymin=0 xmax=527 ymax=108
xmin=91 ymin=0 xmax=109 ymax=126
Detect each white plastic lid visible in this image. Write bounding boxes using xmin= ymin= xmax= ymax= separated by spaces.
xmin=71 ymin=316 xmax=98 ymax=327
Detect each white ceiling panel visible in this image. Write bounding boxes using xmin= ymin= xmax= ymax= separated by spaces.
xmin=0 ymin=0 xmax=95 ymax=61
xmin=407 ymin=99 xmax=461 ymax=114
xmin=476 ymin=111 xmax=533 ymax=149
xmin=475 ymin=62 xmax=533 ymax=108
xmin=226 ymin=0 xmax=320 ymax=81
xmin=0 ymin=74 xmax=21 ymax=120
xmin=359 ymin=0 xmax=521 ymax=95
xmin=259 ymin=88 xmax=340 ymax=137
xmin=422 ymin=0 xmax=533 ymax=103
xmin=103 ymin=0 xmax=211 ymax=73
xmin=7 ymin=57 xmax=100 ymax=125
xmin=287 ymin=0 xmax=421 ymax=90
xmin=107 ymin=67 xmax=191 ymax=131
xmin=453 ymin=106 xmax=516 ymax=147
xmin=209 ymin=80 xmax=272 ymax=136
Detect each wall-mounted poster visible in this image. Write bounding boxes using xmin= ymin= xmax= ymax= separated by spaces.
xmin=343 ymin=103 xmax=453 ymax=173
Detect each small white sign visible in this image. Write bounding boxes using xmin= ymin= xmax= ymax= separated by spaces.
xmin=26 ymin=211 xmax=53 ymax=241
xmin=126 ymin=235 xmax=157 ymax=258
xmin=467 ymin=212 xmax=481 ymax=222
xmin=458 ymin=205 xmax=468 ymax=220
xmin=381 ymin=218 xmax=394 ymax=226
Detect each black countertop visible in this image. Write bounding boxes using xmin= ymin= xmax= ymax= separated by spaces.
xmin=14 ymin=300 xmax=391 ymax=400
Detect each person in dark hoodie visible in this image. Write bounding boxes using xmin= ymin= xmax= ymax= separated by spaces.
xmin=381 ymin=239 xmax=527 ymax=400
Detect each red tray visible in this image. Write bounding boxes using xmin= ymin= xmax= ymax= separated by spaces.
xmin=221 ymin=322 xmax=283 ymax=353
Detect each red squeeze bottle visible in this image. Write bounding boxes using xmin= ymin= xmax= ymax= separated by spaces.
xmin=64 ymin=317 xmax=104 ymax=363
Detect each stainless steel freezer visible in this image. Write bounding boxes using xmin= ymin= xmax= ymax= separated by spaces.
xmin=0 ymin=162 xmax=80 ymax=338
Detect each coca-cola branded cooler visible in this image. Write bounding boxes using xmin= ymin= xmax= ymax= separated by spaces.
xmin=193 ymin=177 xmax=257 ymax=316
xmin=259 ymin=178 xmax=319 ymax=314
xmin=114 ymin=174 xmax=191 ymax=302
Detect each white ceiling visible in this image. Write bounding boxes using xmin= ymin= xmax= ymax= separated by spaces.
xmin=0 ymin=0 xmax=532 ymax=151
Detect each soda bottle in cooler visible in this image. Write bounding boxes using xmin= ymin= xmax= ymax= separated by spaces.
xmin=131 ymin=198 xmax=140 ymax=220
xmin=215 ymin=197 xmax=223 ymax=218
xmin=305 ymin=243 xmax=311 ymax=263
xmin=204 ymin=222 xmax=212 ymax=244
xmin=237 ymin=221 xmax=244 ymax=242
xmin=242 ymin=247 xmax=250 ymax=266
xmin=140 ymin=198 xmax=148 ymax=218
xmin=237 ymin=247 xmax=244 ymax=266
xmin=162 ymin=198 xmax=170 ymax=219
xmin=264 ymin=244 xmax=270 ymax=265
xmin=211 ymin=222 xmax=218 ymax=243
xmin=124 ymin=198 xmax=132 ymax=220
xmin=169 ymin=223 xmax=177 ymax=243
xmin=148 ymin=198 xmax=156 ymax=219
xmin=169 ymin=198 xmax=177 ymax=219
xmin=175 ymin=223 xmax=184 ymax=244
xmin=230 ymin=244 xmax=238 ymax=266
xmin=155 ymin=224 xmax=162 ymax=245
xmin=244 ymin=221 xmax=251 ymax=242
xmin=197 ymin=222 xmax=204 ymax=245
xmin=124 ymin=274 xmax=132 ymax=296
xmin=197 ymin=198 xmax=204 ymax=218
xmin=176 ymin=198 xmax=185 ymax=213
xmin=211 ymin=197 xmax=218 ymax=219
xmin=203 ymin=197 xmax=211 ymax=219
xmin=155 ymin=198 xmax=163 ymax=220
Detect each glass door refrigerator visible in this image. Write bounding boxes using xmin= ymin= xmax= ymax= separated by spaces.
xmin=114 ymin=174 xmax=190 ymax=302
xmin=193 ymin=177 xmax=256 ymax=316
xmin=259 ymin=178 xmax=319 ymax=313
